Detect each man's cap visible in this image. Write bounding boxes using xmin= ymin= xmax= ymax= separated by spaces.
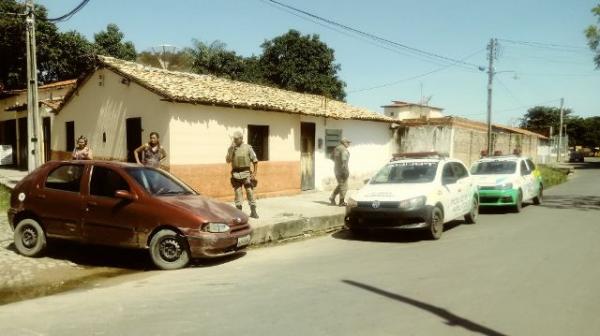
xmin=341 ymin=137 xmax=351 ymax=143
xmin=233 ymin=131 xmax=243 ymax=139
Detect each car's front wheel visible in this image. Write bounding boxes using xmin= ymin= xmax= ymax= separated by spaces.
xmin=464 ymin=197 xmax=479 ymax=224
xmin=512 ymin=190 xmax=523 ymax=213
xmin=533 ymin=186 xmax=543 ymax=205
xmin=427 ymin=207 xmax=444 ymax=240
xmin=149 ymin=229 xmax=190 ymax=270
xmin=14 ymin=218 xmax=47 ymax=257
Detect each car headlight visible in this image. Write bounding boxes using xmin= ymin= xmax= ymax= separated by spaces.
xmin=496 ymin=182 xmax=513 ymax=190
xmin=346 ymin=197 xmax=358 ymax=209
xmin=202 ymin=223 xmax=230 ymax=233
xmin=399 ymin=196 xmax=426 ymax=209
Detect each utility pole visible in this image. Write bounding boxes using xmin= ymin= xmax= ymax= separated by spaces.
xmin=25 ymin=0 xmax=43 ymax=171
xmin=557 ymin=98 xmax=564 ymax=163
xmin=486 ymin=38 xmax=497 ymax=156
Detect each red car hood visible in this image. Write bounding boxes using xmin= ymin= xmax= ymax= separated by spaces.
xmin=159 ymin=195 xmax=248 ymax=224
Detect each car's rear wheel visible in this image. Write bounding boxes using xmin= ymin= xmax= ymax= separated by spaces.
xmin=149 ymin=229 xmax=190 ymax=270
xmin=512 ymin=190 xmax=523 ymax=213
xmin=464 ymin=197 xmax=479 ymax=224
xmin=427 ymin=207 xmax=444 ymax=240
xmin=533 ymin=186 xmax=543 ymax=205
xmin=14 ymin=218 xmax=47 ymax=257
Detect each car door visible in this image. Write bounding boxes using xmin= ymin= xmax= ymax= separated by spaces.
xmin=34 ymin=164 xmax=85 ymax=240
xmin=82 ymin=165 xmax=141 ymax=247
xmin=451 ymin=162 xmax=473 ymax=215
xmin=519 ymin=160 xmax=534 ymax=200
xmin=526 ymin=159 xmax=541 ymax=195
xmin=440 ymin=162 xmax=461 ymax=221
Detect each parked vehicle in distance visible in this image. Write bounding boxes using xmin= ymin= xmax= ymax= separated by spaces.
xmin=345 ymin=152 xmax=479 ymax=240
xmin=569 ymin=151 xmax=585 ymax=163
xmin=471 ymin=155 xmax=543 ymax=212
xmin=7 ymin=161 xmax=252 ymax=270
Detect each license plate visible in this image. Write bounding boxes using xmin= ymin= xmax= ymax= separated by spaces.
xmin=237 ymin=234 xmax=251 ymax=247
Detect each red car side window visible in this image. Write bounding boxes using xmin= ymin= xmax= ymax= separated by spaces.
xmin=45 ymin=164 xmax=84 ymax=193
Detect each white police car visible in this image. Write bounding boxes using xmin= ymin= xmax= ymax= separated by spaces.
xmin=471 ymin=155 xmax=543 ymax=212
xmin=345 ymin=153 xmax=479 ymax=240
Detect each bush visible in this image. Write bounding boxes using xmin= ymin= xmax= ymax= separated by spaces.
xmin=538 ymin=165 xmax=569 ymax=188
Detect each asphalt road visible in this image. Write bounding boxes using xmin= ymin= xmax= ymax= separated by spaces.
xmin=1 ymin=159 xmax=600 ymax=336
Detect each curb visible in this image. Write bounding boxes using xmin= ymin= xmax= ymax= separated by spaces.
xmin=250 ymin=213 xmax=345 ymax=246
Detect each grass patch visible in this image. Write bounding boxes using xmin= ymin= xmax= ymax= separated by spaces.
xmin=0 ymin=185 xmax=10 ymax=212
xmin=538 ymin=165 xmax=569 ymax=188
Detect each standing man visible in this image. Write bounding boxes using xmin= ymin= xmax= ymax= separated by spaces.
xmin=226 ymin=131 xmax=259 ymax=218
xmin=329 ymin=138 xmax=351 ymax=206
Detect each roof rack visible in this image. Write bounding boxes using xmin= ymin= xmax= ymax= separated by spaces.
xmin=391 ymin=152 xmax=449 ymax=161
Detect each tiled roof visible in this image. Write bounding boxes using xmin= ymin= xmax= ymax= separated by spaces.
xmin=95 ymin=56 xmax=393 ymax=122
xmin=398 ymin=116 xmax=548 ymax=139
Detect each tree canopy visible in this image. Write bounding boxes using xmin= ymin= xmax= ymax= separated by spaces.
xmin=585 ymin=3 xmax=600 ymax=68
xmin=0 ymin=0 xmax=137 ymax=89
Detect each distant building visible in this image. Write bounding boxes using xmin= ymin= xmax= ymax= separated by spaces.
xmin=51 ymin=56 xmax=395 ymax=198
xmin=0 ymin=80 xmax=77 ymax=169
xmin=382 ymin=100 xmax=444 ymax=120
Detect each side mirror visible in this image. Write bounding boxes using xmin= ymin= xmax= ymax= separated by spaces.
xmin=442 ymin=176 xmax=458 ymax=185
xmin=115 ymin=190 xmax=137 ymax=201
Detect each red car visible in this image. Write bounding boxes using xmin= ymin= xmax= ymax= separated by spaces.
xmin=7 ymin=161 xmax=252 ymax=270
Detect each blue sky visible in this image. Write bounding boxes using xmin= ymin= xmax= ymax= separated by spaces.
xmin=38 ymin=0 xmax=600 ymax=125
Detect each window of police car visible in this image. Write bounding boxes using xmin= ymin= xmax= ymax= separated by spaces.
xmin=471 ymin=160 xmax=517 ymax=175
xmin=520 ymin=161 xmax=531 ymax=176
xmin=370 ymin=162 xmax=438 ymax=184
xmin=45 ymin=164 xmax=84 ymax=193
xmin=90 ymin=166 xmax=131 ymax=198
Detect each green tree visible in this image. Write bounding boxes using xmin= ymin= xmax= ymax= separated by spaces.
xmin=519 ymin=106 xmax=573 ymax=136
xmin=259 ymin=30 xmax=346 ymax=100
xmin=93 ymin=23 xmax=136 ymax=61
xmin=137 ymin=49 xmax=193 ymax=72
xmin=186 ymin=40 xmax=250 ymax=80
xmin=52 ymin=31 xmax=96 ymax=80
xmin=585 ymin=4 xmax=600 ymax=68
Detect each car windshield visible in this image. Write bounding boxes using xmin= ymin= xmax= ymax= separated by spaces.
xmin=370 ymin=162 xmax=438 ymax=184
xmin=471 ymin=161 xmax=517 ymax=175
xmin=125 ymin=167 xmax=196 ymax=196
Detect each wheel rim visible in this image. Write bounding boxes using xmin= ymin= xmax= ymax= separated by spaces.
xmin=158 ymin=237 xmax=183 ymax=262
xmin=432 ymin=212 xmax=442 ymax=235
xmin=471 ymin=199 xmax=479 ymax=219
xmin=21 ymin=225 xmax=38 ymax=249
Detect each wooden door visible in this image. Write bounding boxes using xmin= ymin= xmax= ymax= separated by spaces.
xmin=42 ymin=117 xmax=51 ymax=162
xmin=125 ymin=118 xmax=142 ymax=163
xmin=300 ymin=122 xmax=316 ymax=190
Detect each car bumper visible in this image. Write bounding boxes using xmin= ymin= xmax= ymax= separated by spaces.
xmin=185 ymin=227 xmax=253 ymax=258
xmin=345 ymin=205 xmax=433 ymax=230
xmin=478 ymin=189 xmax=518 ymax=206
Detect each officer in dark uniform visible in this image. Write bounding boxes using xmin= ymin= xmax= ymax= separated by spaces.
xmin=226 ymin=131 xmax=259 ymax=218
xmin=329 ymin=138 xmax=351 ymax=206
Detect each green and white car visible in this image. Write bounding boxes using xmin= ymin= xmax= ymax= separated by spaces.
xmin=470 ymin=156 xmax=543 ymax=212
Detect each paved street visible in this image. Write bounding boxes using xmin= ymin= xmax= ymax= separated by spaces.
xmin=1 ymin=160 xmax=599 ymax=336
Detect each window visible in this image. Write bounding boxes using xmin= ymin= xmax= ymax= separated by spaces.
xmin=520 ymin=161 xmax=531 ymax=176
xmin=442 ymin=163 xmax=457 ymax=183
xmin=325 ymin=129 xmax=342 ymax=158
xmin=451 ymin=162 xmax=469 ymax=179
xmin=126 ymin=167 xmax=194 ymax=196
xmin=65 ymin=121 xmax=74 ymax=151
xmin=45 ymin=164 xmax=83 ymax=193
xmin=370 ymin=162 xmax=438 ymax=184
xmin=526 ymin=159 xmax=536 ymax=171
xmin=471 ymin=161 xmax=517 ymax=175
xmin=90 ymin=166 xmax=130 ymax=198
xmin=247 ymin=125 xmax=269 ymax=161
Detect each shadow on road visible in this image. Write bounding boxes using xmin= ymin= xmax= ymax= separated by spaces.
xmin=479 ymin=204 xmax=531 ymax=215
xmin=541 ymin=195 xmax=600 ymax=211
xmin=331 ymin=220 xmax=463 ymax=243
xmin=4 ymin=240 xmax=246 ymax=270
xmin=572 ymin=159 xmax=600 ymax=170
xmin=342 ymin=280 xmax=508 ymax=336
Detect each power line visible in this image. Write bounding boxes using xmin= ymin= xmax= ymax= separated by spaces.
xmin=47 ymin=0 xmax=91 ymax=22
xmin=348 ymin=48 xmax=485 ymax=94
xmin=261 ymin=0 xmax=483 ymax=70
xmin=460 ymin=98 xmax=562 ymax=116
xmin=498 ymin=38 xmax=591 ymax=53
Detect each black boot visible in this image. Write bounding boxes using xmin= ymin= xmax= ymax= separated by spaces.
xmin=250 ymin=205 xmax=259 ymax=219
xmin=236 ymin=205 xmax=242 ymax=211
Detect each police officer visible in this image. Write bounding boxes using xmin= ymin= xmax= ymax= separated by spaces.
xmin=226 ymin=131 xmax=259 ymax=218
xmin=329 ymin=138 xmax=351 ymax=206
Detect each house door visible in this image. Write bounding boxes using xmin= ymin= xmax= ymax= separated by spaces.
xmin=1 ymin=120 xmax=17 ymax=166
xmin=125 ymin=117 xmax=142 ymax=163
xmin=300 ymin=122 xmax=316 ymax=190
xmin=42 ymin=117 xmax=51 ymax=162
xmin=17 ymin=117 xmax=27 ymax=170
